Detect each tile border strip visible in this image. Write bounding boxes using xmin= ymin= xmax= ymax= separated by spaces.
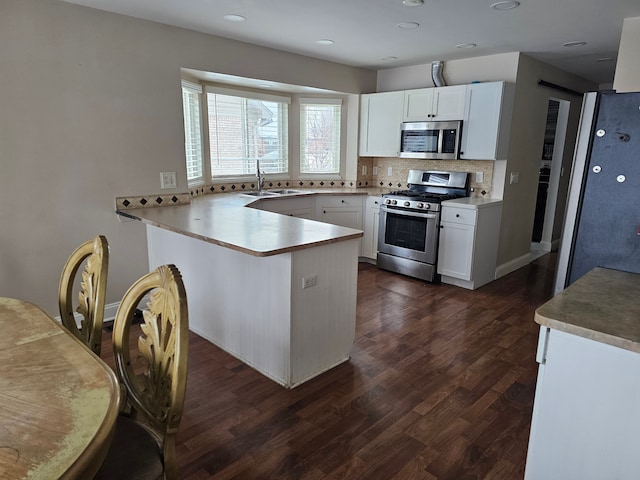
xmin=116 ymin=179 xmax=375 ymax=210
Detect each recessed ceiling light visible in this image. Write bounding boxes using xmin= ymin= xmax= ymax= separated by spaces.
xmin=315 ymin=39 xmax=335 ymax=45
xmin=223 ymin=14 xmax=246 ymax=22
xmin=381 ymin=56 xmax=398 ymax=61
xmin=562 ymin=41 xmax=587 ymax=47
xmin=490 ymin=1 xmax=520 ymax=10
xmin=402 ymin=0 xmax=424 ymax=6
xmin=396 ymin=22 xmax=420 ymax=29
xmin=456 ymin=43 xmax=477 ymax=49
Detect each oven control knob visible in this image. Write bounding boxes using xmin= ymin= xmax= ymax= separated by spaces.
xmin=391 ymin=199 xmax=397 ymax=205
xmin=416 ymin=202 xmax=424 ymax=209
xmin=424 ymin=203 xmax=431 ymax=210
xmin=385 ymin=199 xmax=391 ymax=205
xmin=404 ymin=201 xmax=411 ymax=207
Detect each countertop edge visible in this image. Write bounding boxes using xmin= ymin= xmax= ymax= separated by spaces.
xmin=534 ymin=267 xmax=640 ymax=354
xmin=116 ymin=190 xmax=368 ymax=257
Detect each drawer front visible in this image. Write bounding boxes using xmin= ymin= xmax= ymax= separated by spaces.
xmin=441 ymin=207 xmax=477 ymax=226
xmin=318 ymin=195 xmax=364 ymax=208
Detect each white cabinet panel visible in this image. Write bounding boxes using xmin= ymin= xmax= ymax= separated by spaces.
xmin=259 ymin=196 xmax=315 ymax=218
xmin=438 ymin=221 xmax=474 ymax=280
xmin=460 ymin=81 xmax=515 ymax=161
xmin=403 ymin=85 xmax=467 ymax=122
xmin=526 ymin=328 xmax=640 ymax=480
xmin=362 ymin=196 xmax=381 ymax=260
xmin=318 ymin=195 xmax=364 ymax=255
xmin=438 ymin=200 xmax=502 ymax=289
xmin=359 ymin=91 xmax=403 ymax=157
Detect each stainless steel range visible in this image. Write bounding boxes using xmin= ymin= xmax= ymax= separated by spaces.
xmin=377 ymin=170 xmax=470 ymax=282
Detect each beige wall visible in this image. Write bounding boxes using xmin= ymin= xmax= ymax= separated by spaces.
xmin=497 ymin=55 xmax=594 ymax=267
xmin=376 ymin=52 xmax=520 ymax=92
xmin=0 ymin=0 xmax=376 ymax=315
xmin=613 ymin=16 xmax=640 ymax=92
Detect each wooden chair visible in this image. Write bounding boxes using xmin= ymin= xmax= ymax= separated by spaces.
xmin=95 ymin=264 xmax=189 ymax=480
xmin=58 ymin=235 xmax=109 ymax=355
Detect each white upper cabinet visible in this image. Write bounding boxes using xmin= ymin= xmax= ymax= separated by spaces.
xmin=403 ymin=85 xmax=467 ymax=122
xmin=359 ymin=91 xmax=403 ymax=157
xmin=459 ymin=81 xmax=515 ymax=161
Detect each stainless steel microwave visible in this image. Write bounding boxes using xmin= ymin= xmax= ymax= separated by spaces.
xmin=399 ymin=120 xmax=462 ymax=160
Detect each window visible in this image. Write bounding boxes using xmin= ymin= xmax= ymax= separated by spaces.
xmin=181 ymin=81 xmax=204 ymax=183
xmin=300 ymin=98 xmax=341 ymax=174
xmin=207 ymin=87 xmax=289 ymax=177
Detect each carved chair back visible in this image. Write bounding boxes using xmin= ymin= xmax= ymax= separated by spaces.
xmin=58 ymin=235 xmax=109 ymax=355
xmin=111 ymin=264 xmax=189 ymax=479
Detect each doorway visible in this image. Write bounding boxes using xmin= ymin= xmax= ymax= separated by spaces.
xmin=531 ymin=98 xmax=570 ymax=259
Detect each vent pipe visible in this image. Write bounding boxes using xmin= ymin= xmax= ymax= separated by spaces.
xmin=431 ymin=61 xmax=446 ymax=87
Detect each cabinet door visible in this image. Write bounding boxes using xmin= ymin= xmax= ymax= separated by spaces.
xmin=460 ymin=82 xmax=514 ymax=160
xmin=362 ymin=196 xmax=381 ymax=259
xmin=403 ymin=88 xmax=433 ymax=121
xmin=432 ymin=85 xmax=467 ymax=121
xmin=359 ymin=92 xmax=403 ymax=157
xmin=319 ymin=207 xmax=363 ymax=230
xmin=437 ymin=222 xmax=475 ymax=280
xmin=404 ymin=86 xmax=466 ymax=121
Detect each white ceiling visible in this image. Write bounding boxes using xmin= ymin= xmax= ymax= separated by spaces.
xmin=63 ymin=0 xmax=640 ymax=86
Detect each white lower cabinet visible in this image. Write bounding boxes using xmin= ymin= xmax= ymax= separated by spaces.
xmin=362 ymin=196 xmax=381 ymax=260
xmin=317 ymin=195 xmax=364 ymax=255
xmin=258 ymin=196 xmax=314 ymax=218
xmin=437 ymin=199 xmax=502 ymax=290
xmin=525 ymin=327 xmax=640 ymax=479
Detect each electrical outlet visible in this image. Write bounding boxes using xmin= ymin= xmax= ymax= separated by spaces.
xmin=160 ymin=172 xmax=177 ymax=189
xmin=373 ymin=166 xmax=379 ymax=176
xmin=475 ymin=171 xmax=484 ymax=183
xmin=302 ymin=275 xmax=317 ymax=289
xmin=510 ymin=172 xmax=520 ymax=184
xmin=362 ymin=165 xmax=367 ymax=176
xmin=387 ymin=166 xmax=393 ymax=177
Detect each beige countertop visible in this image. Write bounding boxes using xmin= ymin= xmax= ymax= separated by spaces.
xmin=442 ymin=197 xmax=503 ymax=209
xmin=118 ymin=188 xmax=388 ymax=257
xmin=535 ymin=267 xmax=640 ymax=353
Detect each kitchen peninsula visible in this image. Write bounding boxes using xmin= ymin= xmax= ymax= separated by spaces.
xmin=525 ymin=267 xmax=640 ymax=479
xmin=118 ymin=191 xmax=366 ymax=388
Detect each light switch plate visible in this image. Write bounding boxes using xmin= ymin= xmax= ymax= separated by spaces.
xmin=160 ymin=172 xmax=177 ymax=189
xmin=475 ymin=171 xmax=484 ymax=183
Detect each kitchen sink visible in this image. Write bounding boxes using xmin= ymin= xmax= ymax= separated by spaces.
xmin=241 ymin=191 xmax=279 ymax=197
xmin=268 ymin=189 xmax=302 ymax=195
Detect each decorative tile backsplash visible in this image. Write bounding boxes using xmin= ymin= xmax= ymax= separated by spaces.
xmin=115 ymin=160 xmax=494 ymax=211
xmin=115 ymin=193 xmax=191 ymax=210
xmin=116 ymin=179 xmax=361 ymax=210
xmin=357 ymin=157 xmax=495 ymax=197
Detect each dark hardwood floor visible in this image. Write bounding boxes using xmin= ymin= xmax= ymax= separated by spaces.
xmin=101 ymin=253 xmax=557 ymax=479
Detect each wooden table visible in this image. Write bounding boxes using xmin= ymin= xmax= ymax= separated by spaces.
xmin=0 ymin=297 xmax=120 ymax=479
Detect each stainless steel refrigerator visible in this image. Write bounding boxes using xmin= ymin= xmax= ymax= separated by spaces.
xmin=554 ymin=91 xmax=640 ymax=295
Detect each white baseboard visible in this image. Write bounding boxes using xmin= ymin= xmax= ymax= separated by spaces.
xmin=496 ymin=253 xmax=533 ymax=279
xmin=54 ymin=297 xmax=147 ymax=328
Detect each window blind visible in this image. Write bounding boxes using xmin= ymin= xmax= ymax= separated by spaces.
xmin=300 ymin=99 xmax=341 ymax=174
xmin=181 ymin=81 xmax=203 ymax=182
xmin=207 ymin=92 xmax=289 ymax=177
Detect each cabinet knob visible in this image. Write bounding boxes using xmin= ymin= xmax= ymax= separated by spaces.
xmin=341 ymin=200 xmax=345 ymax=203
xmin=456 ymin=214 xmax=460 ymax=217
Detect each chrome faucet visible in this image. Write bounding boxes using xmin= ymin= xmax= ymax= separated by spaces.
xmin=256 ymin=159 xmax=265 ymax=192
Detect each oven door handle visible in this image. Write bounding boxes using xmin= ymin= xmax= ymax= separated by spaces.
xmin=380 ymin=205 xmax=438 ymax=219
